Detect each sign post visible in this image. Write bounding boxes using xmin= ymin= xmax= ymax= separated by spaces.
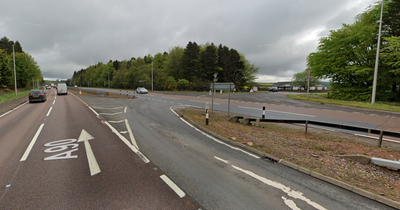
xmin=209 ymin=82 xmax=235 ymax=115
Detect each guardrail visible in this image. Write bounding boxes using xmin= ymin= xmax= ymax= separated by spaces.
xmin=229 ymin=116 xmax=400 ymax=148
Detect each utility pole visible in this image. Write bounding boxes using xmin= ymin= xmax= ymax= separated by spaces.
xmin=371 ymin=0 xmax=384 ymax=105
xmin=13 ymin=43 xmax=17 ymax=96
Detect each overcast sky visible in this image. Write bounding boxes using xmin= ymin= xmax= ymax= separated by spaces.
xmin=1 ymin=0 xmax=378 ymax=82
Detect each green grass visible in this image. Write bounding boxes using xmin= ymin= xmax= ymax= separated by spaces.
xmin=286 ymin=94 xmax=400 ymax=112
xmin=0 ymin=89 xmax=37 ymax=103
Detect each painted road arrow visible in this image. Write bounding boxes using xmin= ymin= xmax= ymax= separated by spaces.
xmin=78 ymin=129 xmax=101 ymax=176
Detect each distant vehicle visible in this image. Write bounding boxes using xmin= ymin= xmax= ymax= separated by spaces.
xmin=51 ymin=83 xmax=54 ymax=87
xmin=57 ymin=83 xmax=68 ymax=95
xmin=74 ymin=85 xmax=77 ymax=87
xmin=269 ymin=88 xmax=278 ymax=92
xmin=136 ymin=87 xmax=148 ymax=94
xmin=29 ymin=90 xmax=47 ymax=103
xmin=45 ymin=85 xmax=51 ymax=89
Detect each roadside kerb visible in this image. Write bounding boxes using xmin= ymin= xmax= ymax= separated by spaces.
xmin=176 ymin=109 xmax=400 ymax=209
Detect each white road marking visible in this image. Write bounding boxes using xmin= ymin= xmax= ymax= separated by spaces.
xmin=52 ymin=100 xmax=55 ymax=105
xmin=232 ymin=165 xmax=327 ymax=210
xmin=78 ymin=130 xmax=101 ymax=176
xmin=163 ymin=101 xmax=168 ymax=103
xmin=124 ymin=107 xmax=127 ymax=113
xmin=0 ymin=101 xmax=28 ymax=118
xmin=355 ymin=134 xmax=400 ymax=144
xmin=99 ymin=112 xmax=123 ymax=115
xmin=160 ymin=175 xmax=186 ymax=198
xmin=125 ymin=119 xmax=139 ymax=149
xmin=109 ymin=120 xmax=125 ymax=123
xmin=104 ymin=121 xmax=150 ymax=163
xmin=20 ymin=123 xmax=45 ymax=161
xmin=88 ymin=106 xmax=100 ymax=116
xmin=46 ymin=107 xmax=53 ymax=116
xmin=170 ymin=107 xmax=259 ymax=159
xmin=282 ymin=197 xmax=301 ymax=210
xmin=120 ymin=131 xmax=128 ymax=134
xmin=214 ymin=156 xmax=229 ymax=164
xmin=238 ymin=106 xmax=315 ymax=117
xmin=92 ymin=106 xmax=125 ymax=109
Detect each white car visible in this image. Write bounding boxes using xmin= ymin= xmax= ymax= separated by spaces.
xmin=136 ymin=87 xmax=148 ymax=94
xmin=57 ymin=83 xmax=68 ymax=95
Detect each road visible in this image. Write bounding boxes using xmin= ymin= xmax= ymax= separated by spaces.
xmin=0 ymin=88 xmax=202 ymax=209
xmin=72 ymin=90 xmax=395 ymax=209
xmin=0 ymin=88 xmax=397 ymax=209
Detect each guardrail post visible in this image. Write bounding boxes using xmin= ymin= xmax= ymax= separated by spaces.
xmin=378 ymin=130 xmax=384 ymax=148
xmin=206 ymin=109 xmax=209 ymax=125
xmin=126 ymin=90 xmax=128 ymax=96
xmin=305 ymin=120 xmax=308 ymax=134
xmin=262 ymin=106 xmax=265 ymax=119
xmin=120 ymin=90 xmax=121 ymax=95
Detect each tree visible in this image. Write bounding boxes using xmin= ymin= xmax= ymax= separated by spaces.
xmin=164 ymin=46 xmax=184 ymax=80
xmin=307 ymin=3 xmax=380 ymax=101
xmin=291 ymin=71 xmax=320 ymax=90
xmin=199 ymin=43 xmax=219 ymax=81
xmin=180 ymin=41 xmax=201 ymax=81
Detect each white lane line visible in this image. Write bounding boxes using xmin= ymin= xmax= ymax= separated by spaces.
xmin=20 ymin=123 xmax=45 ymax=161
xmin=92 ymin=106 xmax=125 ymax=109
xmin=46 ymin=107 xmax=53 ymax=117
xmin=238 ymin=106 xmax=315 ymax=117
xmin=163 ymin=101 xmax=168 ymax=103
xmin=170 ymin=107 xmax=259 ymax=159
xmin=124 ymin=107 xmax=127 ymax=113
xmin=120 ymin=131 xmax=128 ymax=134
xmin=88 ymin=106 xmax=100 ymax=116
xmin=98 ymin=112 xmax=123 ymax=115
xmin=231 ymin=165 xmax=327 ymax=210
xmin=282 ymin=196 xmax=301 ymax=210
xmin=109 ymin=120 xmax=125 ymax=123
xmin=52 ymin=100 xmax=55 ymax=105
xmin=125 ymin=119 xmax=139 ymax=149
xmin=214 ymin=156 xmax=229 ymax=164
xmin=190 ymin=100 xmax=205 ymax=103
xmin=0 ymin=101 xmax=28 ymax=118
xmin=160 ymin=175 xmax=186 ymax=198
xmin=355 ymin=134 xmax=400 ymax=144
xmin=104 ymin=121 xmax=149 ymax=163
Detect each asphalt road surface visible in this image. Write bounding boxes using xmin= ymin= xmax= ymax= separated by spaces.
xmin=69 ymin=90 xmax=395 ymax=210
xmin=0 ymin=88 xmax=202 ymax=209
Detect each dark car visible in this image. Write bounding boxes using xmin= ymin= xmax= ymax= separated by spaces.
xmin=29 ymin=90 xmax=47 ymax=103
xmin=269 ymin=88 xmax=278 ymax=92
xmin=136 ymin=87 xmax=148 ymax=94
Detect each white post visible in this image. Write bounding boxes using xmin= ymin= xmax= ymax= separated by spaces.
xmin=371 ymin=0 xmax=384 ymax=105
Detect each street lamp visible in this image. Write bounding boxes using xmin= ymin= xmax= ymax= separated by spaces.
xmin=371 ymin=0 xmax=384 ymax=105
xmin=306 ymin=68 xmax=312 ymax=99
xmin=13 ymin=43 xmax=17 ymax=96
xmin=151 ymin=56 xmax=153 ymax=91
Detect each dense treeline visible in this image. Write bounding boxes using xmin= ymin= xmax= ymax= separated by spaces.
xmin=308 ymin=0 xmax=400 ymax=102
xmin=0 ymin=36 xmax=43 ymax=90
xmin=68 ymin=42 xmax=258 ymax=91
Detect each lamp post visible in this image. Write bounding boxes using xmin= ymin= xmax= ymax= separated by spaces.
xmin=371 ymin=0 xmax=384 ymax=105
xmin=151 ymin=56 xmax=153 ymax=91
xmin=306 ymin=68 xmax=312 ymax=99
xmin=13 ymin=43 xmax=17 ymax=96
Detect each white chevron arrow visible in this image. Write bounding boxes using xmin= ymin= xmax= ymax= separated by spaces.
xmin=78 ymin=129 xmax=101 ymax=176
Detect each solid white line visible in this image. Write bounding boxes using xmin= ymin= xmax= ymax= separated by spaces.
xmin=109 ymin=120 xmax=125 ymax=123
xmin=238 ymin=106 xmax=315 ymax=117
xmin=83 ymin=140 xmax=101 ymax=176
xmin=124 ymin=107 xmax=127 ymax=113
xmin=232 ymin=165 xmax=327 ymax=210
xmin=125 ymin=119 xmax=139 ymax=149
xmin=104 ymin=121 xmax=149 ymax=163
xmin=214 ymin=156 xmax=229 ymax=164
xmin=92 ymin=106 xmax=125 ymax=109
xmin=46 ymin=107 xmax=53 ymax=117
xmin=88 ymin=106 xmax=100 ymax=116
xmin=99 ymin=112 xmax=123 ymax=115
xmin=0 ymin=101 xmax=28 ymax=118
xmin=355 ymin=134 xmax=400 ymax=144
xmin=20 ymin=123 xmax=45 ymax=161
xmin=160 ymin=175 xmax=186 ymax=198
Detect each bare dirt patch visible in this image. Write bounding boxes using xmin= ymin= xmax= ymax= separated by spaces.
xmin=179 ymin=107 xmax=400 ymax=202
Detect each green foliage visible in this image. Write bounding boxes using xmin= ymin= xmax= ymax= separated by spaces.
xmin=307 ymin=1 xmax=400 ymax=102
xmin=291 ymin=71 xmax=320 ymax=89
xmin=70 ymin=41 xmax=258 ymax=92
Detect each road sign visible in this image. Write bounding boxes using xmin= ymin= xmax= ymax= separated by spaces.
xmin=210 ymin=83 xmax=235 ymax=91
